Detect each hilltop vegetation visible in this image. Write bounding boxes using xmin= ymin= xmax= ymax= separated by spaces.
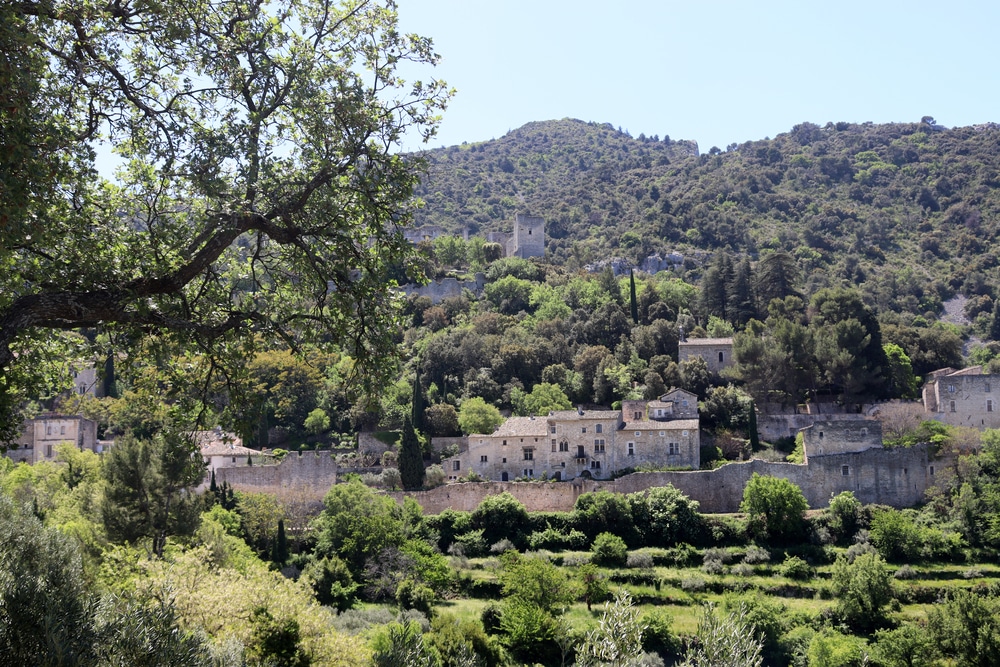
xmin=414 ymin=118 xmax=1000 ymax=319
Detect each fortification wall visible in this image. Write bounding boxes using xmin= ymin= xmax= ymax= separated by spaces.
xmin=802 ymin=420 xmax=883 ymax=459
xmin=391 ymin=445 xmax=932 ymax=514
xmin=217 ymin=450 xmax=338 ymax=500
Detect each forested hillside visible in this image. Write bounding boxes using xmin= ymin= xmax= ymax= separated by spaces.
xmin=413 ymin=118 xmax=1000 ymax=316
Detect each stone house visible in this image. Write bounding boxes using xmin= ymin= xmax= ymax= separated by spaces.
xmin=921 ymin=366 xmax=1000 ymax=429
xmin=800 ymin=419 xmax=882 ymax=462
xmin=193 ymin=428 xmax=266 ymax=472
xmin=442 ymin=392 xmax=700 ymax=482
xmin=6 ymin=414 xmax=100 ymax=464
xmin=678 ymin=337 xmax=734 ymax=374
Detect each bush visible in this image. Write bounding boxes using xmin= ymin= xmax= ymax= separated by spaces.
xmin=894 ymin=564 xmax=919 ymax=580
xmin=778 ymin=555 xmax=812 ymax=580
xmin=743 ymin=546 xmax=771 ymax=564
xmin=732 ymin=563 xmax=754 ymax=577
xmin=740 ymin=474 xmax=808 ymax=543
xmin=592 ymin=532 xmax=628 ymax=567
xmin=681 ymin=577 xmax=707 ymax=593
xmin=626 ymin=551 xmax=655 ymax=569
xmin=527 ymin=527 xmax=588 ymax=551
xmin=702 ymin=559 xmax=726 ymax=575
xmin=702 ymin=547 xmax=733 ymax=564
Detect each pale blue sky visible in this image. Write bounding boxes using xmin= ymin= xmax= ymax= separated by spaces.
xmin=397 ymin=0 xmax=1000 ymax=151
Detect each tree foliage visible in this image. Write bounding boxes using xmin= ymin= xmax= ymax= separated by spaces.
xmin=739 ymin=474 xmax=808 ymax=542
xmin=0 ymin=0 xmax=451 ymax=442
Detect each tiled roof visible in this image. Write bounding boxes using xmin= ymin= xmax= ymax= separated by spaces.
xmin=492 ymin=416 xmax=549 ymax=438
xmin=201 ymin=442 xmax=260 ymax=457
xmin=547 ymin=410 xmax=622 ymax=421
xmin=621 ymin=419 xmax=699 ymax=431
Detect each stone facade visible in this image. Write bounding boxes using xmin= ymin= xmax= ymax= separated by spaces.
xmin=442 ymin=392 xmax=700 ymax=483
xmin=402 ymin=225 xmax=446 ymax=245
xmin=678 ymin=338 xmax=734 ymax=374
xmin=921 ymin=367 xmax=1000 ymax=428
xmin=506 ymin=213 xmax=544 ymax=259
xmin=801 ymin=419 xmax=882 ymax=461
xmin=6 ymin=415 xmax=100 ymax=463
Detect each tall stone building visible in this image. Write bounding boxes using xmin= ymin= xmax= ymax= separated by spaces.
xmin=922 ymin=366 xmax=1000 ymax=428
xmin=506 ymin=213 xmax=544 ymax=259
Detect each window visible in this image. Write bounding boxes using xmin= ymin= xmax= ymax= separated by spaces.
xmin=581 ymin=427 xmax=587 ymax=433
xmin=502 ymin=439 xmax=507 ymax=446
xmin=550 ymin=425 xmax=556 ymax=433
xmin=950 ymin=400 xmax=957 ymax=412
xmin=668 ymin=442 xmax=679 ymax=455
xmin=523 ymin=448 xmax=534 ymax=461
xmin=635 ymin=431 xmax=641 ymax=437
xmin=559 ymin=441 xmax=568 ymax=452
xmin=627 ymin=442 xmax=634 ymax=456
xmin=232 ymin=456 xmax=236 ymax=463
xmin=860 ymin=428 xmax=868 ymax=436
xmin=596 ymin=424 xmax=602 ymax=433
xmin=46 ymin=445 xmax=53 ymax=458
xmin=453 ymin=461 xmax=461 ymax=471
xmin=634 ymin=411 xmax=642 ymax=420
xmin=718 ymin=351 xmax=725 ymax=364
xmin=502 ymin=457 xmax=507 ymax=463
xmin=552 ymin=441 xmax=557 ymax=452
xmin=681 ymin=400 xmax=688 ymax=407
xmin=46 ymin=424 xmax=53 ymax=435
xmin=481 ymin=455 xmax=488 ymax=463
xmin=655 ymin=409 xmax=663 ymax=417
xmin=842 ymin=465 xmax=850 ymax=476
xmin=590 ymin=460 xmax=601 ymax=469
xmin=577 ymin=445 xmax=586 ymax=458
xmin=987 ymin=383 xmax=992 ymax=393
xmin=989 ymin=400 xmax=994 ymax=413
xmin=948 ymin=384 xmax=956 ymax=393
xmin=60 ymin=424 xmax=66 ymax=435
xmin=659 ymin=431 xmax=665 ymax=437
xmin=594 ymin=440 xmax=605 ymax=453
xmin=682 ymin=430 xmax=689 ymax=437
xmin=929 ymin=465 xmax=935 ymax=476
xmin=523 ymin=469 xmax=533 ymax=477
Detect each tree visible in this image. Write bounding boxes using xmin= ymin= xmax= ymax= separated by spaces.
xmin=425 ymin=403 xmax=461 ymax=437
xmin=739 ymin=474 xmax=808 ymax=542
xmin=412 ymin=367 xmax=427 ymax=434
xmin=101 ymin=430 xmax=204 ymax=558
xmin=591 ymin=532 xmax=628 ymax=567
xmin=576 ymin=591 xmax=647 ymax=667
xmin=510 ymin=382 xmax=572 ymax=416
xmin=399 ymin=416 xmax=425 ymax=491
xmin=680 ymin=603 xmax=764 ymax=667
xmin=458 ymin=397 xmax=504 ymax=435
xmin=471 ymin=492 xmax=531 ymax=549
xmin=831 ymin=552 xmax=894 ymax=633
xmin=629 ymin=270 xmax=639 ymax=324
xmin=0 ymin=0 xmax=451 ymax=442
xmin=579 ymin=564 xmax=610 ymax=612
xmin=372 ymin=621 xmax=437 ymax=667
xmin=928 ymin=589 xmax=1000 ymax=667
xmin=271 ymin=519 xmax=289 ymax=565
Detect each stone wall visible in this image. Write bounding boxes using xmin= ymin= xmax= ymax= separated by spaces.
xmin=758 ymin=413 xmax=869 ymax=442
xmin=801 ymin=420 xmax=883 ymax=460
xmin=397 ymin=274 xmax=485 ymax=304
xmin=216 ymin=450 xmax=338 ymax=500
xmin=392 ymin=445 xmax=932 ymax=514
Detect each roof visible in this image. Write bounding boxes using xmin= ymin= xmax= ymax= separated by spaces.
xmin=201 ymin=442 xmax=259 ymax=457
xmin=679 ymin=338 xmax=733 ymax=346
xmin=547 ymin=409 xmax=622 ymax=421
xmin=491 ymin=416 xmax=549 ymax=438
xmin=192 ymin=428 xmax=242 ymax=450
xmin=621 ymin=419 xmax=699 ymax=431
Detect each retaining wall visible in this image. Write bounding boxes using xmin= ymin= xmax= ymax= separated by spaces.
xmin=390 ymin=445 xmax=932 ymax=514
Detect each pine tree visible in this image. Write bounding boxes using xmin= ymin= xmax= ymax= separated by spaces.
xmin=398 ymin=416 xmax=425 ymax=491
xmin=629 ymin=269 xmax=639 ymax=324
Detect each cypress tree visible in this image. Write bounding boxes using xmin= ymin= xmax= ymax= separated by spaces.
xmin=990 ymin=299 xmax=1000 ymax=342
xmin=399 ymin=415 xmax=425 ymax=491
xmin=629 ymin=269 xmax=639 ymax=324
xmin=209 ymin=468 xmax=217 ymax=493
xmin=411 ymin=366 xmax=426 ymax=433
xmin=272 ymin=519 xmax=288 ymax=564
xmin=747 ymin=401 xmax=760 ymax=450
xmin=247 ymin=454 xmax=253 ymax=467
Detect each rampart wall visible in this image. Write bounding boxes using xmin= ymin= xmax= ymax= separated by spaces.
xmin=216 ymin=450 xmax=338 ymax=500
xmin=397 ymin=275 xmax=485 ymax=304
xmin=390 ymin=445 xmax=932 ymax=514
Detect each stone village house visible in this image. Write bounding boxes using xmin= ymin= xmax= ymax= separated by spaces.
xmin=442 ymin=389 xmax=700 ymax=482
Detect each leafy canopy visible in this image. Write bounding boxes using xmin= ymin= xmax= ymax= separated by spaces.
xmin=0 ymin=0 xmax=451 ymax=441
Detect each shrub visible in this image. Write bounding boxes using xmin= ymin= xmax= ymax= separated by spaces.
xmin=489 ymin=539 xmax=515 ymax=554
xmin=702 ymin=559 xmax=726 ymax=575
xmin=743 ymin=546 xmax=771 ymax=564
xmin=702 ymin=547 xmax=733 ymax=564
xmin=681 ymin=577 xmax=707 ymax=593
xmin=592 ymin=532 xmax=628 ymax=567
xmin=778 ymin=555 xmax=812 ymax=580
xmin=740 ymin=474 xmax=808 ymax=542
xmin=732 ymin=563 xmax=754 ymax=577
xmin=626 ymin=551 xmax=655 ymax=569
xmin=894 ymin=564 xmax=919 ymax=580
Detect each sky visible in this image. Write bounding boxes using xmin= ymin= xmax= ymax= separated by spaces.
xmin=395 ymin=0 xmax=1000 ymax=152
